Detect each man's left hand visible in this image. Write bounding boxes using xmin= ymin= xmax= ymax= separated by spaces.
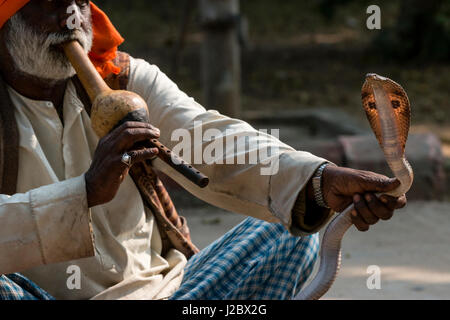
xmin=318 ymin=166 xmax=407 ymax=232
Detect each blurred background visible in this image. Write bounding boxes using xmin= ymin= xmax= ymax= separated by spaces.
xmin=95 ymin=0 xmax=450 ymax=299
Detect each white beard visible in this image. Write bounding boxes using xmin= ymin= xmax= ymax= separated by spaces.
xmin=4 ymin=11 xmax=93 ymax=81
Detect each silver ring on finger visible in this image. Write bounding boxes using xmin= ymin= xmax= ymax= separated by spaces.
xmin=121 ymin=152 xmax=132 ymax=167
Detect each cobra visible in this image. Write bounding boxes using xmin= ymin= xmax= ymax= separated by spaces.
xmin=294 ymin=73 xmax=414 ymax=300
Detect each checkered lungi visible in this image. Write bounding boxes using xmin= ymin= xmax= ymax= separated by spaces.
xmin=171 ymin=217 xmax=319 ymax=300
xmin=0 ymin=217 xmax=319 ymax=300
xmin=0 ymin=273 xmax=54 ymax=300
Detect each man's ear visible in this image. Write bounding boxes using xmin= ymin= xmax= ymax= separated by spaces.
xmin=0 ymin=30 xmax=7 ymax=56
xmin=0 ymin=26 xmax=12 ymax=71
xmin=0 ymin=19 xmax=10 ymax=45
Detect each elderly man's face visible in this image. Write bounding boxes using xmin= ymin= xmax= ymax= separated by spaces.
xmin=2 ymin=0 xmax=93 ymax=80
xmin=20 ymin=0 xmax=91 ymax=35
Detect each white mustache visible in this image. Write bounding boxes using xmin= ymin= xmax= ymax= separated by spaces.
xmin=5 ymin=11 xmax=93 ymax=81
xmin=47 ymin=29 xmax=91 ymax=51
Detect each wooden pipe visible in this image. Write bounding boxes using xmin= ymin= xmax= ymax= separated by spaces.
xmin=62 ymin=41 xmax=209 ymax=188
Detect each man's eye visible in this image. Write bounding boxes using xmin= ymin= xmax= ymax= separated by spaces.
xmin=42 ymin=0 xmax=88 ymax=9
xmin=75 ymin=0 xmax=89 ymax=7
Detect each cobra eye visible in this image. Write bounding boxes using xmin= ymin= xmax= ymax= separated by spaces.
xmin=368 ymin=102 xmax=377 ymax=110
xmin=391 ymin=100 xmax=400 ymax=109
xmin=361 ymin=92 xmax=370 ymax=100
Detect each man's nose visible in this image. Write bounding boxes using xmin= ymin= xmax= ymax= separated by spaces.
xmin=58 ymin=1 xmax=82 ymax=30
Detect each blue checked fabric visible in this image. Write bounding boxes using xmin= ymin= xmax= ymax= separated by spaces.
xmin=0 ymin=217 xmax=319 ymax=300
xmin=171 ymin=217 xmax=319 ymax=300
xmin=0 ymin=273 xmax=54 ymax=300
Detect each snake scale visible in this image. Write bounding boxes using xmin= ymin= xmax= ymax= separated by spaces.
xmin=294 ymin=73 xmax=414 ymax=300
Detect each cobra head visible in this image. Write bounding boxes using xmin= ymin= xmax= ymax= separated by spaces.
xmin=361 ymin=73 xmax=411 ymax=155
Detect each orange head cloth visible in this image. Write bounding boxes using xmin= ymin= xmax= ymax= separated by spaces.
xmin=0 ymin=1 xmax=124 ymax=79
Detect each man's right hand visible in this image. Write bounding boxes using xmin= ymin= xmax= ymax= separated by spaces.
xmin=85 ymin=121 xmax=160 ymax=208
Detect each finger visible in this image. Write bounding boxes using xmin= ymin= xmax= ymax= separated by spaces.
xmin=365 ymin=193 xmax=393 ymax=221
xmin=379 ymin=194 xmax=407 ymax=210
xmin=353 ymin=194 xmax=379 ymax=225
xmin=357 ymin=171 xmax=400 ymax=193
xmin=350 ymin=209 xmax=370 ymax=232
xmin=115 ymin=128 xmax=161 ymax=151
xmin=334 ymin=197 xmax=353 ymax=213
xmin=128 ymin=148 xmax=159 ymax=164
xmin=110 ymin=121 xmax=160 ymax=140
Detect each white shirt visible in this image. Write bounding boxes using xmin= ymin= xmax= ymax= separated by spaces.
xmin=0 ymin=57 xmax=328 ymax=299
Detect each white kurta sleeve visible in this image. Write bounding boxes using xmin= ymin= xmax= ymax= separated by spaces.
xmin=128 ymin=57 xmax=331 ymax=235
xmin=0 ymin=175 xmax=94 ymax=274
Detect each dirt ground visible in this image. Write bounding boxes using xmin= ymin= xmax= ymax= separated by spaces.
xmin=183 ymin=200 xmax=450 ymax=300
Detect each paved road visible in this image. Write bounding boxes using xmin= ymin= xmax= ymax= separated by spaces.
xmin=182 ymin=200 xmax=450 ymax=300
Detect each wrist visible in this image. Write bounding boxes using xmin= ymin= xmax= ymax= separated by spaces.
xmin=306 ymin=177 xmax=315 ymax=204
xmin=311 ymin=163 xmax=331 ymax=209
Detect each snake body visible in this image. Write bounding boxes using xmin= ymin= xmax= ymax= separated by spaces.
xmin=294 ymin=74 xmax=414 ymax=300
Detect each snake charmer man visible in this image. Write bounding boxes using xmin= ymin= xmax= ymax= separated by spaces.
xmin=0 ymin=0 xmax=406 ymax=300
